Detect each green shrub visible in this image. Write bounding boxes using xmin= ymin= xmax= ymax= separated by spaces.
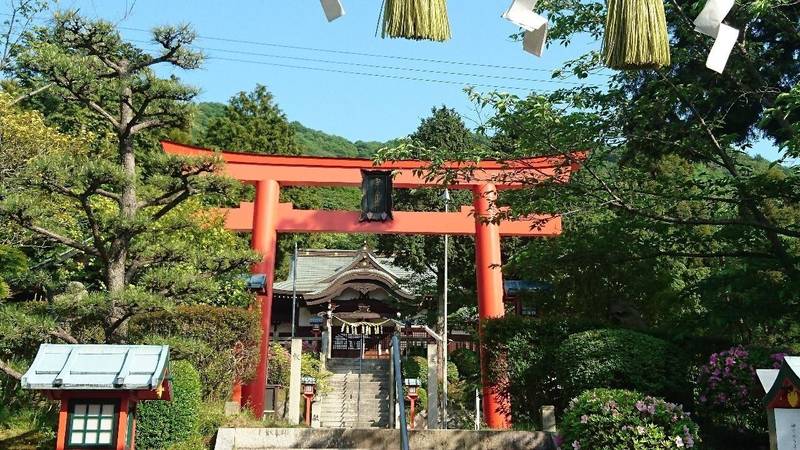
xmin=450 ymin=348 xmax=479 ymax=383
xmin=482 ymin=316 xmax=601 ymax=425
xmin=136 ymin=360 xmax=202 ymax=450
xmin=554 ymin=329 xmax=687 ymax=406
xmin=402 ymin=356 xmax=429 ymax=386
xmin=267 ymin=343 xmax=290 ymax=386
xmin=166 ymin=435 xmax=206 ymax=450
xmin=301 ymin=352 xmax=332 ymax=394
xmin=129 ymin=305 xmax=259 ymax=399
xmin=561 ymin=388 xmax=700 ymax=450
xmin=692 ymin=346 xmax=780 ymax=449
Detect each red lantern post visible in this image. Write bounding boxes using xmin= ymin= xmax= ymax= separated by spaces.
xmin=404 ymin=378 xmax=421 ymax=430
xmin=301 ymin=377 xmax=317 ymax=427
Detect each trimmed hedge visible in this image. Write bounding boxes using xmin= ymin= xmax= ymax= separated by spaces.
xmin=561 ymin=388 xmax=700 ymax=449
xmin=128 ymin=305 xmax=260 ymax=398
xmin=482 ymin=316 xmax=601 ymax=425
xmin=554 ymin=329 xmax=687 ymax=405
xmin=136 ymin=360 xmax=201 ymax=450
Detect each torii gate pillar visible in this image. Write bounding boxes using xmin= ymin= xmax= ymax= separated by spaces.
xmin=244 ymin=179 xmax=280 ymax=415
xmin=473 ymin=183 xmax=511 ymax=428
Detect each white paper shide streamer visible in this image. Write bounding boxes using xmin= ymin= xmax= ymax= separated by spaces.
xmin=693 ymin=0 xmax=738 ymax=73
xmin=320 ymin=0 xmax=345 ymax=22
xmin=502 ymin=0 xmax=548 ymax=57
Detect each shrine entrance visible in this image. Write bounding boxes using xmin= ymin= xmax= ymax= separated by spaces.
xmin=162 ymin=141 xmax=584 ymax=429
xmin=331 ymin=329 xmax=392 ymax=359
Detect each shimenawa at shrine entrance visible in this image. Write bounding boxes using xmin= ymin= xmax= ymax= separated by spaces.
xmin=162 ymin=141 xmax=584 ymax=429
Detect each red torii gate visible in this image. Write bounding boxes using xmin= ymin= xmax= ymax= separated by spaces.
xmin=162 ymin=141 xmax=584 ymax=429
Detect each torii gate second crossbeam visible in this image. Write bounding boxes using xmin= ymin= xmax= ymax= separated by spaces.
xmin=162 ymin=141 xmax=585 ymax=429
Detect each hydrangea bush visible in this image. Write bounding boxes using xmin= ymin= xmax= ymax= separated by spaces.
xmin=693 ymin=346 xmax=784 ymax=434
xmin=560 ymin=388 xmax=700 ymax=450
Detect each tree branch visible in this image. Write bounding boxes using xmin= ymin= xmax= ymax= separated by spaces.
xmin=52 ymin=74 xmax=120 ymax=129
xmin=11 ymin=82 xmax=54 ymax=105
xmin=0 ymin=358 xmax=22 ymax=380
xmin=149 ymin=189 xmax=190 ymax=222
xmin=610 ymin=198 xmax=800 ymax=238
xmin=13 ymin=219 xmax=101 ymax=256
xmin=140 ymin=186 xmax=189 ymax=209
xmin=50 ymin=327 xmax=79 ymax=344
xmin=79 ymin=195 xmax=108 ymax=260
xmin=93 ymin=188 xmax=122 ymax=203
xmin=129 ymin=118 xmax=163 ymax=135
xmin=104 ymin=310 xmax=136 ymax=340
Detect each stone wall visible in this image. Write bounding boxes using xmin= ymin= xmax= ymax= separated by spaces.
xmin=215 ymin=427 xmax=555 ymax=450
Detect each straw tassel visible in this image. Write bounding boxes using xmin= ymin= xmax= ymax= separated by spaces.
xmin=382 ymin=0 xmax=451 ymax=42
xmin=602 ymin=0 xmax=671 ymax=69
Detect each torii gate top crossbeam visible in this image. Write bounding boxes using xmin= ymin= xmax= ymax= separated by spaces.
xmin=161 ymin=141 xmax=585 ymax=189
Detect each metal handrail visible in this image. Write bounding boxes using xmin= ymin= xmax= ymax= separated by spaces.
xmin=392 ymin=334 xmax=410 ymax=450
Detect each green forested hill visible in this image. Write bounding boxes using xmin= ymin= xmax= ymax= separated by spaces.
xmin=191 ymin=101 xmax=389 ymax=158
xmin=291 ymin=121 xmax=389 ymax=158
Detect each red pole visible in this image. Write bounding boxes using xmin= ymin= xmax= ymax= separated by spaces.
xmin=409 ymin=397 xmax=416 ymax=430
xmin=473 ymin=183 xmax=511 ymax=429
xmin=245 ymin=179 xmax=280 ymax=418
xmin=55 ymin=397 xmax=68 ymax=450
xmin=304 ymin=395 xmax=312 ymax=426
xmin=115 ymin=396 xmax=129 ymax=450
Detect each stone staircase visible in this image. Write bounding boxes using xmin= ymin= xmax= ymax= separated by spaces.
xmin=318 ymin=358 xmax=390 ymax=428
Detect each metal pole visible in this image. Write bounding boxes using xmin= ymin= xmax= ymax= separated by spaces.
xmin=357 ymin=332 xmax=364 ymax=426
xmin=443 ymin=188 xmax=450 ymax=429
xmin=392 ymin=335 xmax=410 ymax=450
xmin=291 ymin=242 xmax=298 ymax=338
xmin=475 ymin=388 xmax=480 ymax=430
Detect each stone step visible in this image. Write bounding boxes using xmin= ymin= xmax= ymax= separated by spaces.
xmin=329 ymin=379 xmax=387 ymax=382
xmin=323 ymin=386 xmax=389 ymax=396
xmin=319 ymin=407 xmax=390 ymax=414
xmin=319 ymin=399 xmax=387 ymax=405
xmin=319 ymin=398 xmax=388 ymax=403
xmin=317 ymin=359 xmax=391 ymax=429
xmin=318 ymin=422 xmax=387 ymax=429
xmin=330 ymin=389 xmax=388 ymax=395
xmin=318 ymin=415 xmax=389 ymax=422
xmin=318 ymin=411 xmax=390 ymax=417
xmin=318 ymin=414 xmax=389 ymax=422
xmin=320 ymin=410 xmax=390 ymax=415
xmin=327 ymin=386 xmax=388 ymax=391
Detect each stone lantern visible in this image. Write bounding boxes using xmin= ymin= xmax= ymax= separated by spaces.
xmin=301 ymin=376 xmax=317 ymax=427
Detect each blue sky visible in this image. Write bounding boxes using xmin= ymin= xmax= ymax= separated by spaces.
xmin=14 ymin=0 xmax=786 ymax=160
xmin=51 ymin=1 xmax=605 ymax=139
